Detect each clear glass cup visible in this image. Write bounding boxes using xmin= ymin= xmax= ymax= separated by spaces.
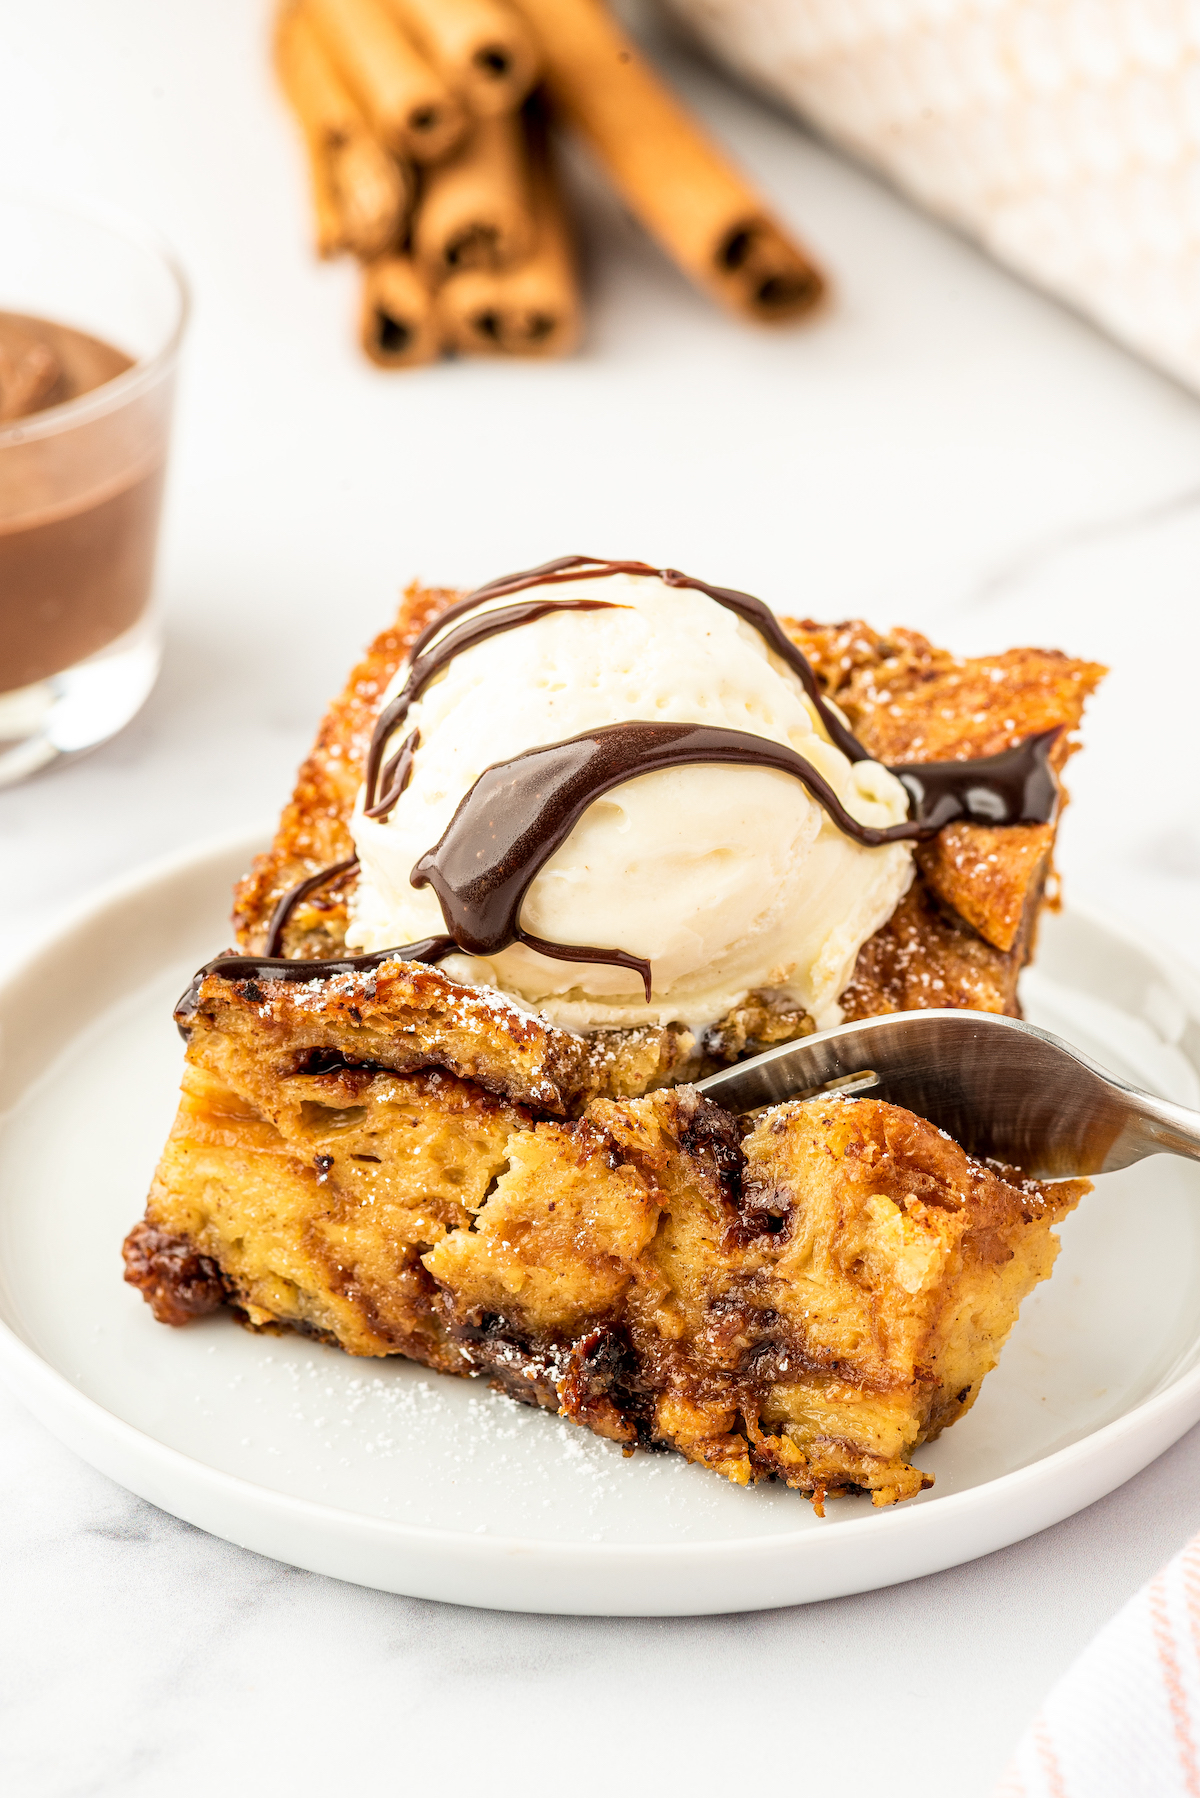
xmin=0 ymin=193 xmax=188 ymax=785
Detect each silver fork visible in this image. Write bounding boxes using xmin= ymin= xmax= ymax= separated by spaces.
xmin=695 ymin=1008 xmax=1200 ymax=1179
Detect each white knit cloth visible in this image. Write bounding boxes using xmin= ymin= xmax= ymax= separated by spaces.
xmin=995 ymin=1529 xmax=1200 ymax=1797
xmin=664 ymin=0 xmax=1200 ymax=391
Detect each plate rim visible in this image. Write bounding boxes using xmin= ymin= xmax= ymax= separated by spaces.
xmin=2 ymin=828 xmax=1199 ymax=1612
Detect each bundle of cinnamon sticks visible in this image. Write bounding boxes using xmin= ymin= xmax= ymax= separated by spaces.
xmin=276 ymin=0 xmax=826 ymax=368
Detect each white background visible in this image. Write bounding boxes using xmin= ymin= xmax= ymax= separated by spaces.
xmin=3 ymin=3 xmax=1200 ymax=1793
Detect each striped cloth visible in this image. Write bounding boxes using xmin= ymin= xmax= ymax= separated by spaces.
xmin=664 ymin=0 xmax=1200 ymax=394
xmin=995 ymin=1531 xmax=1200 ymax=1797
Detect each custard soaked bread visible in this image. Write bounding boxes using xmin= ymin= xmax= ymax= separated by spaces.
xmin=128 ymin=963 xmax=1087 ymax=1506
xmin=127 ymin=558 xmax=1103 ymax=1507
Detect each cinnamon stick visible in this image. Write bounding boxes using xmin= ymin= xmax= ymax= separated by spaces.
xmin=332 ymin=133 xmax=412 ymax=258
xmin=438 ymin=135 xmax=579 ymax=357
xmin=413 ymin=113 xmax=534 ymax=278
xmin=383 ymin=0 xmax=539 ymax=118
xmin=361 ymin=255 xmax=440 ymax=366
xmin=277 ymin=4 xmax=356 ymax=255
xmin=306 ymin=140 xmax=346 ymax=258
xmin=306 ymin=0 xmax=467 ymax=164
xmin=277 ymin=7 xmax=361 ymax=148
xmin=276 ymin=6 xmax=411 ymax=257
xmin=509 ymin=0 xmax=825 ymax=324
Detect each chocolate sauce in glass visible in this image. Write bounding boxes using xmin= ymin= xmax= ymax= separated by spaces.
xmin=0 ymin=312 xmax=167 ymax=695
xmin=0 ymin=311 xmax=130 ymax=421
xmin=182 ymin=557 xmax=1063 ymax=1017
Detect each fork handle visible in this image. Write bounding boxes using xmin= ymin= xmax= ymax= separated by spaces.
xmin=1119 ymin=1092 xmax=1200 ymax=1170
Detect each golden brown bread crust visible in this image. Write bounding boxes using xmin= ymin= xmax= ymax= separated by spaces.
xmin=789 ymin=619 xmax=1104 ymax=1015
xmin=791 ymin=619 xmax=1103 ymax=764
xmin=130 ymin=1023 xmax=1087 ymax=1507
xmin=184 ymin=953 xmax=701 ymax=1117
xmin=914 ymin=822 xmax=1054 ymax=956
xmin=839 ymin=873 xmax=1044 ymax=1019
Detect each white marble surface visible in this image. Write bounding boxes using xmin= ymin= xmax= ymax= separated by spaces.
xmin=3 ymin=3 xmax=1200 ymax=1792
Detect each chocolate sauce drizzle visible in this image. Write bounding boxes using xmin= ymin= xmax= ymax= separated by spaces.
xmin=891 ymin=732 xmax=1060 ymax=834
xmin=181 ymin=557 xmax=1063 ymax=1020
xmin=362 ymin=594 xmax=628 ymax=814
xmin=403 ymin=554 xmax=873 ymax=765
xmin=263 ymin=856 xmax=360 ymax=958
xmin=415 ymin=722 xmax=912 ymax=938
xmin=364 ymin=728 xmax=420 ymax=822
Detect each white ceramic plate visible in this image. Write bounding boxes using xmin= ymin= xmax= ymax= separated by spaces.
xmin=2 ymin=834 xmax=1199 ymax=1616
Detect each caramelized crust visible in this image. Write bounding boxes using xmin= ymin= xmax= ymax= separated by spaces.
xmin=122 ymin=1222 xmax=229 ymax=1326
xmin=186 ymin=957 xmax=702 ymax=1117
xmin=915 ymin=821 xmax=1054 ymax=955
xmin=788 ymin=619 xmax=1105 ymax=765
xmin=787 ymin=618 xmax=1104 ymax=1013
xmin=840 ymin=866 xmax=1044 ymax=1019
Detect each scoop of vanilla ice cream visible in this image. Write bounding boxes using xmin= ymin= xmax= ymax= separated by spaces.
xmin=346 ymin=571 xmax=913 ymax=1031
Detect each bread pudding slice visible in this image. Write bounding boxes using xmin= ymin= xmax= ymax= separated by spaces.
xmin=127 ymin=966 xmax=1087 ymax=1507
xmin=125 ymin=570 xmax=1103 ymax=1508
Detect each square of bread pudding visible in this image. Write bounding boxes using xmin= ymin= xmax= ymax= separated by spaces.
xmin=125 ymin=557 xmax=1103 ymax=1510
